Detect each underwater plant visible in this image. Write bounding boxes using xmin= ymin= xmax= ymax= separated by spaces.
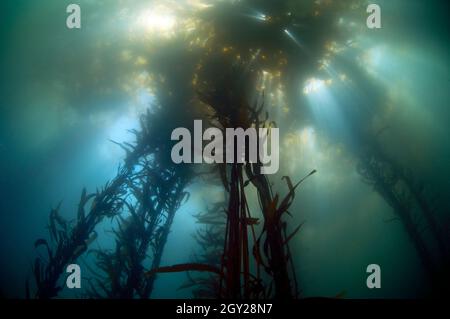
xmin=332 ymin=51 xmax=450 ymax=295
xmin=197 ymin=62 xmax=316 ymax=299
xmin=30 ymin=100 xmax=195 ymax=299
xmin=357 ymin=142 xmax=450 ymax=296
xmin=29 ymin=168 xmax=128 ymax=299
xmin=181 ymin=200 xmax=227 ymax=299
xmin=145 ymin=63 xmax=315 ymax=299
xmin=88 ymin=157 xmax=190 ymax=298
xmin=21 ymin=0 xmax=449 ymax=301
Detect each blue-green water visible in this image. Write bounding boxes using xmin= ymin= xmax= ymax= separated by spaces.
xmin=0 ymin=0 xmax=449 ymax=298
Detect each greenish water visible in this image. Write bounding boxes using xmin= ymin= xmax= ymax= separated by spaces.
xmin=0 ymin=0 xmax=449 ymax=298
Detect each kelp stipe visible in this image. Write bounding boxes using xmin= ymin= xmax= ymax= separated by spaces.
xmin=29 ymin=102 xmax=194 ymax=298
xmin=196 ymin=64 xmax=309 ymax=299
xmin=178 ymin=199 xmax=227 ymax=299
xmin=357 ymin=141 xmax=450 ymax=296
xmin=145 ymin=65 xmax=316 ymax=299
xmin=88 ymin=158 xmax=191 ymax=298
xmin=30 ymin=169 xmax=128 ymax=299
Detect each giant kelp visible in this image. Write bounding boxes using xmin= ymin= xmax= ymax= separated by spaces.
xmin=330 ymin=50 xmax=450 ymax=295
xmin=30 ymin=101 xmax=195 ymax=299
xmin=29 ymin=0 xmax=359 ymax=299
xmin=25 ymin=0 xmax=449 ymax=299
xmin=145 ymin=62 xmax=316 ymax=299
xmin=177 ymin=200 xmax=227 ymax=299
xmin=197 ymin=64 xmax=316 ymax=299
xmin=88 ymin=157 xmax=190 ymax=298
xmin=357 ymin=140 xmax=450 ymax=296
xmin=30 ymin=169 xmax=128 ymax=299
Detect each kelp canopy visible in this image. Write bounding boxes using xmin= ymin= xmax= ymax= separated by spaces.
xmin=0 ymin=0 xmax=449 ymax=298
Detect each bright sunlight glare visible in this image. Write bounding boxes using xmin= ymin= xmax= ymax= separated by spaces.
xmin=138 ymin=7 xmax=176 ymax=33
xmin=303 ymin=78 xmax=326 ymax=95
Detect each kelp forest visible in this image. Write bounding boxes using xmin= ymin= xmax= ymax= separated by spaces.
xmin=0 ymin=0 xmax=449 ymax=299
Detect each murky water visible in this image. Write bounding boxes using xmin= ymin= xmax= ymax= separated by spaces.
xmin=0 ymin=0 xmax=449 ymax=298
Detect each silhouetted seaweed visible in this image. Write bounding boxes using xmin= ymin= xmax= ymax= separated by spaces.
xmin=30 ymin=168 xmax=128 ymax=299
xmin=31 ymin=103 xmax=193 ymax=299
xmin=144 ymin=64 xmax=316 ymax=299
xmin=357 ymin=143 xmax=450 ymax=296
xmin=85 ymin=105 xmax=193 ymax=298
xmin=181 ymin=200 xmax=227 ymax=299
xmin=198 ymin=65 xmax=315 ymax=299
